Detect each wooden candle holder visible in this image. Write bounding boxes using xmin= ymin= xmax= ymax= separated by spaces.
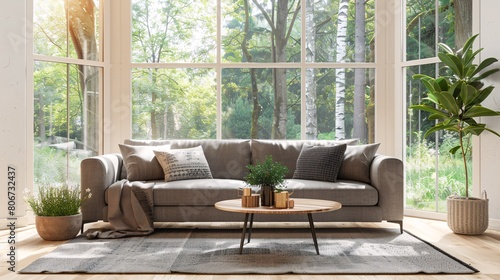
xmin=242 ymin=194 xmax=260 ymax=207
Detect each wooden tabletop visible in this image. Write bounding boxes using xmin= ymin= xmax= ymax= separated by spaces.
xmin=215 ymin=198 xmax=342 ymax=215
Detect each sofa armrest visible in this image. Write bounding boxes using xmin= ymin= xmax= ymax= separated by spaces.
xmin=370 ymin=155 xmax=404 ymax=221
xmin=81 ymin=153 xmax=123 ymax=222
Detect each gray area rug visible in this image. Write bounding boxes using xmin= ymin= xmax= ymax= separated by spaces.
xmin=20 ymin=228 xmax=478 ymax=274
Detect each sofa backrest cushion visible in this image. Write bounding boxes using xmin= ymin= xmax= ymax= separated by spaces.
xmin=119 ymin=144 xmax=171 ymax=181
xmin=251 ymin=139 xmax=358 ymax=179
xmin=125 ymin=139 xmax=252 ymax=180
xmin=337 ymin=143 xmax=380 ymax=183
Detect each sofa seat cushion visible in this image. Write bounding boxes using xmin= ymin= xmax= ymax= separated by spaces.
xmin=152 ymin=179 xmax=247 ymax=206
xmin=285 ymin=179 xmax=378 ymax=206
xmin=104 ymin=179 xmax=377 ymax=207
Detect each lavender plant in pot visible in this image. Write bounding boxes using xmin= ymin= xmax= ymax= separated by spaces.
xmin=411 ymin=34 xmax=500 ymax=235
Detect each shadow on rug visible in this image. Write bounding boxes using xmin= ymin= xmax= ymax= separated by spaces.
xmin=20 ymin=227 xmax=478 ymax=274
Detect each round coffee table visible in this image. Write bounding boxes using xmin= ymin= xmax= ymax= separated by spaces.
xmin=214 ymin=198 xmax=342 ymax=254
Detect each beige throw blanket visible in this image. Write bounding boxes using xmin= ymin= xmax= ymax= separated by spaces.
xmin=85 ymin=180 xmax=155 ymax=239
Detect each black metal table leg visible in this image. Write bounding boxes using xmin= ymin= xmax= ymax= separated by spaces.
xmin=307 ymin=213 xmax=320 ymax=255
xmin=239 ymin=213 xmax=250 ymax=254
xmin=247 ymin=213 xmax=254 ymax=243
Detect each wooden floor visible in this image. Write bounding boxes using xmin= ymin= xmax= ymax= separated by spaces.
xmin=1 ymin=216 xmax=500 ymax=280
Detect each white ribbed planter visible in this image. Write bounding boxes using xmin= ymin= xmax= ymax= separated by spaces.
xmin=447 ymin=193 xmax=488 ymax=235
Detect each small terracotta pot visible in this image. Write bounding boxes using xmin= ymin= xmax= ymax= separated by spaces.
xmin=35 ymin=213 xmax=82 ymax=241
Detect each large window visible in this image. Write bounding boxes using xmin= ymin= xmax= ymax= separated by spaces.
xmin=404 ymin=0 xmax=471 ymax=212
xmin=33 ymin=0 xmax=103 ymax=186
xmin=29 ymin=0 xmax=476 ymax=217
xmin=131 ymin=0 xmax=376 ymax=142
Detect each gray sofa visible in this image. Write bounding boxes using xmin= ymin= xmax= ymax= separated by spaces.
xmin=81 ymin=139 xmax=404 ymax=232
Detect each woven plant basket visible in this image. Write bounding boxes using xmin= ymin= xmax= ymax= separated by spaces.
xmin=447 ymin=192 xmax=488 ymax=235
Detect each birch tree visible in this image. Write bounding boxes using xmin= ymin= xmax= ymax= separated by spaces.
xmin=334 ymin=0 xmax=349 ymax=140
xmin=305 ymin=0 xmax=317 ymax=140
xmin=353 ymin=0 xmax=367 ymax=142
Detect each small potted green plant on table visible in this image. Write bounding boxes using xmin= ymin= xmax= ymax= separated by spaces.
xmin=244 ymin=155 xmax=288 ymax=207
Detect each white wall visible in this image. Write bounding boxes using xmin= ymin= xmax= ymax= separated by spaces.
xmin=0 ymin=0 xmax=31 ymax=226
xmin=476 ymin=0 xmax=500 ymax=230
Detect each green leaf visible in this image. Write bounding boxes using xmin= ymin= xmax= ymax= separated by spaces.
xmin=460 ymin=84 xmax=477 ymax=106
xmin=438 ymin=53 xmax=463 ymax=77
xmin=423 ymin=122 xmax=457 ymax=138
xmin=428 ymin=113 xmax=447 ymax=120
xmin=410 ymin=104 xmax=446 ymax=116
xmin=434 ymin=91 xmax=459 ymax=115
xmin=463 ymin=106 xmax=500 ymax=118
xmin=463 ymin=124 xmax=486 ymax=136
xmin=449 ymin=145 xmax=461 ymax=154
xmin=473 ymin=68 xmax=500 ymax=82
xmin=438 ymin=42 xmax=454 ymax=54
xmin=448 ymin=81 xmax=463 ymax=98
xmin=426 ymin=93 xmax=439 ymax=104
xmin=435 ymin=77 xmax=449 ymax=91
xmin=464 ymin=65 xmax=476 ymax=78
xmin=463 ymin=48 xmax=481 ymax=66
xmin=412 ymin=74 xmax=432 ymax=80
xmin=420 ymin=77 xmax=438 ymax=93
xmin=470 ymin=86 xmax=494 ymax=105
xmin=471 ymin=57 xmax=498 ymax=77
xmin=461 ymin=34 xmax=479 ymax=55
xmin=484 ymin=127 xmax=500 ymax=138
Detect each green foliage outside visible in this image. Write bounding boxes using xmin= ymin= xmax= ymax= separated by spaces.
xmin=34 ymin=146 xmax=83 ymax=186
xmin=404 ymin=0 xmax=478 ymax=212
xmin=406 ymin=133 xmax=471 ymax=212
xmin=130 ymin=0 xmax=376 ymax=141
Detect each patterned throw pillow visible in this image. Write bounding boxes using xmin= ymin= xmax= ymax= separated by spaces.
xmin=154 ymin=146 xmax=213 ymax=182
xmin=292 ymin=144 xmax=347 ymax=182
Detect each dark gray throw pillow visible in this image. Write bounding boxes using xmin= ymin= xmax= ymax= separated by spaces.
xmin=292 ymin=144 xmax=347 ymax=182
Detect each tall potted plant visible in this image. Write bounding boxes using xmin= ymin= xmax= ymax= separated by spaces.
xmin=411 ymin=34 xmax=500 ymax=235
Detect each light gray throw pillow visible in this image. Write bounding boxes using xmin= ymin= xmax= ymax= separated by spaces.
xmin=154 ymin=146 xmax=213 ymax=182
xmin=337 ymin=143 xmax=380 ymax=183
